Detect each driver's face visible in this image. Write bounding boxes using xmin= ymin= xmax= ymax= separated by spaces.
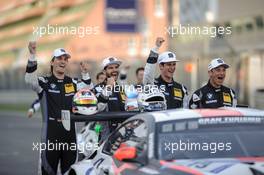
xmin=159 ymin=62 xmax=176 ymax=79
xmin=51 ymin=55 xmax=69 ymax=75
xmin=105 ymin=64 xmax=119 ymax=81
xmin=209 ymin=66 xmax=226 ymax=87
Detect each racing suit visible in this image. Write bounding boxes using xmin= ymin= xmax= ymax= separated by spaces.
xmin=93 ymin=81 xmax=126 ymax=136
xmin=25 ymin=55 xmax=93 ymax=175
xmin=189 ymin=81 xmax=237 ymax=109
xmin=143 ymin=50 xmax=188 ymax=109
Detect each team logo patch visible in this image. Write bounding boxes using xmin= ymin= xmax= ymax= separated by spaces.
xmin=192 ymin=94 xmax=200 ymax=102
xmin=60 ymin=49 xmax=66 ymax=53
xmin=173 ymin=88 xmax=182 ymax=98
xmin=50 ymin=83 xmax=56 ymax=89
xmin=168 ymin=53 xmax=174 ymax=58
xmin=217 ymin=59 xmax=224 ymax=63
xmin=206 ymin=93 xmax=213 ymax=99
xmin=64 ymin=83 xmax=75 ymax=93
xmin=223 ymin=92 xmax=231 ymax=103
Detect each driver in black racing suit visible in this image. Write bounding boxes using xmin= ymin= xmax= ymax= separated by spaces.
xmin=143 ymin=37 xmax=188 ymax=109
xmin=189 ymin=58 xmax=237 ymax=109
xmin=25 ymin=41 xmax=93 ymax=175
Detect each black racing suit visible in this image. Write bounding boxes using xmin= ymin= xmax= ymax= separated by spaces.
xmin=25 ymin=55 xmax=92 ymax=175
xmin=93 ymin=81 xmax=126 ymax=136
xmin=189 ymin=81 xmax=237 ymax=109
xmin=143 ymin=50 xmax=188 ymax=109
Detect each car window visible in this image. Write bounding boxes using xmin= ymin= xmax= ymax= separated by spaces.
xmin=103 ymin=119 xmax=148 ymax=155
xmin=156 ymin=116 xmax=264 ymax=160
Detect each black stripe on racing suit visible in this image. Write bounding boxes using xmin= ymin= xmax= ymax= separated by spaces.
xmin=25 ymin=55 xmax=92 ymax=175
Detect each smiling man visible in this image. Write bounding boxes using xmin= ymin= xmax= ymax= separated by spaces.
xmin=93 ymin=57 xmax=125 ymax=112
xmin=92 ymin=57 xmax=127 ymax=137
xmin=189 ymin=58 xmax=237 ymax=109
xmin=25 ymin=41 xmax=93 ymax=175
xmin=143 ymin=37 xmax=188 ymax=109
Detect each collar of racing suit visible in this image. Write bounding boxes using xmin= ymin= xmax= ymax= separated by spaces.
xmin=207 ymin=80 xmax=222 ymax=92
xmin=50 ymin=74 xmax=66 ymax=83
xmin=157 ymin=75 xmax=175 ymax=86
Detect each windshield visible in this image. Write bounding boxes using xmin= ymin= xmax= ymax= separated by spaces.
xmin=156 ymin=116 xmax=264 ymax=160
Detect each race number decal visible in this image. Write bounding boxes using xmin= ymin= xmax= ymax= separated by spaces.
xmin=94 ymin=158 xmax=104 ymax=169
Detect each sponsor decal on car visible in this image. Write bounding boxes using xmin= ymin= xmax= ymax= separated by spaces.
xmin=198 ymin=117 xmax=263 ymax=125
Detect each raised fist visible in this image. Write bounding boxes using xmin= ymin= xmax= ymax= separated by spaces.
xmin=155 ymin=37 xmax=165 ymax=48
xmin=28 ymin=41 xmax=36 ymax=55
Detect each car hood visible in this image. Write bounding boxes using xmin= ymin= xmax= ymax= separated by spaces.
xmin=156 ymin=157 xmax=264 ymax=175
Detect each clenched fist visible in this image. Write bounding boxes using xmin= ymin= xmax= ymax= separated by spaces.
xmin=27 ymin=109 xmax=34 ymax=118
xmin=106 ymin=77 xmax=115 ymax=87
xmin=155 ymin=37 xmax=165 ymax=48
xmin=28 ymin=41 xmax=36 ymax=55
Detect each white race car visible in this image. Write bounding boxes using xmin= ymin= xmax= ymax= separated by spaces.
xmin=70 ymin=107 xmax=264 ymax=175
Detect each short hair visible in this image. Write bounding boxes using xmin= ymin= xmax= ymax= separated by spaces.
xmin=136 ymin=67 xmax=144 ymax=75
xmin=96 ymin=72 xmax=105 ymax=80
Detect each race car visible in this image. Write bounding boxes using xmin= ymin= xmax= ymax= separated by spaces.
xmin=69 ymin=107 xmax=264 ymax=175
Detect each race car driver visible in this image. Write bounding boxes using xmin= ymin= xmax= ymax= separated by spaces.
xmin=189 ymin=58 xmax=237 ymax=109
xmin=25 ymin=41 xmax=92 ymax=175
xmin=143 ymin=37 xmax=188 ymax=109
xmin=93 ymin=57 xmax=126 ymax=133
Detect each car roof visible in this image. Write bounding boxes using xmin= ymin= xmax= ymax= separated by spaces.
xmin=149 ymin=107 xmax=264 ymax=123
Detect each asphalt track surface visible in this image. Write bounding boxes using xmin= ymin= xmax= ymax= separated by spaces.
xmin=0 ymin=111 xmax=88 ymax=175
xmin=0 ymin=111 xmax=41 ymax=175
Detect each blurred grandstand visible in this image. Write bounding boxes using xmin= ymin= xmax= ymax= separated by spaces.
xmin=0 ymin=0 xmax=263 ymax=108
